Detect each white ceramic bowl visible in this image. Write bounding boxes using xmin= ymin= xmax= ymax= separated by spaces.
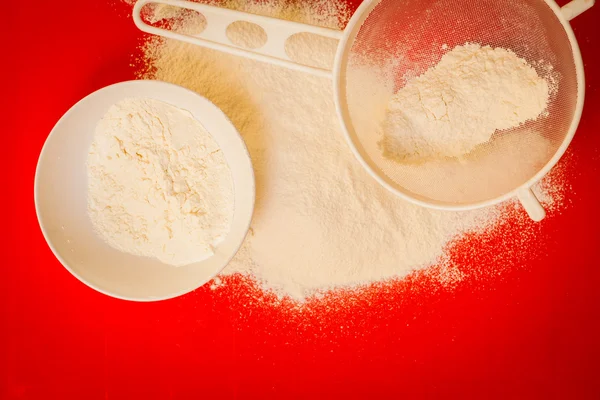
xmin=35 ymin=80 xmax=255 ymax=301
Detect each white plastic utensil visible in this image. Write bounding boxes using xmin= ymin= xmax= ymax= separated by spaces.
xmin=134 ymin=0 xmax=594 ymax=221
xmin=134 ymin=0 xmax=342 ymax=77
xmin=35 ymin=80 xmax=255 ymax=301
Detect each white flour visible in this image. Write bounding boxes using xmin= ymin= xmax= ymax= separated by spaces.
xmin=381 ymin=43 xmax=550 ymax=162
xmin=134 ymin=0 xmax=564 ymax=300
xmin=392 ymin=129 xmax=556 ymax=203
xmin=87 ymin=98 xmax=234 ymax=266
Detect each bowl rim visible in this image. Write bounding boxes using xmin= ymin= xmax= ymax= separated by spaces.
xmin=34 ymin=80 xmax=255 ymax=302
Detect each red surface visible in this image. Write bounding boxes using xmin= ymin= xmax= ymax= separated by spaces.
xmin=3 ymin=0 xmax=600 ymax=398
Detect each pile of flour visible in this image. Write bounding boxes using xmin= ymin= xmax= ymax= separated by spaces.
xmin=133 ymin=0 xmax=564 ymax=300
xmin=87 ymin=98 xmax=234 ymax=266
xmin=380 ymin=43 xmax=550 ymax=162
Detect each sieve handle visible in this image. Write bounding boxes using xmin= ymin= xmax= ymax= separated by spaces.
xmin=517 ymin=188 xmax=546 ymax=222
xmin=560 ymin=0 xmax=595 ymax=20
xmin=133 ymin=0 xmax=342 ymax=78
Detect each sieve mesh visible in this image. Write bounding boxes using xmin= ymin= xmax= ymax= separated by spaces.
xmin=342 ymin=0 xmax=579 ymax=206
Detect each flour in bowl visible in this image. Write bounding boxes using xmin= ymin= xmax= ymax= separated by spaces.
xmin=87 ymin=98 xmax=234 ymax=266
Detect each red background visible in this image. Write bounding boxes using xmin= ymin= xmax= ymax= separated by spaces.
xmin=3 ymin=0 xmax=600 ymax=398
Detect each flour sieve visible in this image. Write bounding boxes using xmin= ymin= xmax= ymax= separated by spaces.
xmin=133 ymin=0 xmax=594 ymax=221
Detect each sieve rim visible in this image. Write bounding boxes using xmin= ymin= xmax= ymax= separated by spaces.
xmin=332 ymin=0 xmax=586 ymax=212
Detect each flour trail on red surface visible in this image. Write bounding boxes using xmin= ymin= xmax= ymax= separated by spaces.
xmin=127 ymin=0 xmax=571 ymax=303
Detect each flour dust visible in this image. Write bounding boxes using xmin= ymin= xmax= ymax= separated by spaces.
xmin=128 ymin=0 xmax=570 ymax=302
xmin=87 ymin=98 xmax=234 ymax=266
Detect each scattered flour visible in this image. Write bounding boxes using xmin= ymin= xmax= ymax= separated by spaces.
xmin=380 ymin=43 xmax=551 ymax=162
xmin=87 ymin=98 xmax=234 ymax=266
xmin=131 ymin=0 xmax=566 ymax=300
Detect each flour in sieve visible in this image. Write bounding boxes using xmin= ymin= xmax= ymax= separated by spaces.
xmin=87 ymin=98 xmax=234 ymax=266
xmin=380 ymin=43 xmax=551 ymax=162
xmin=133 ymin=0 xmax=566 ymax=300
